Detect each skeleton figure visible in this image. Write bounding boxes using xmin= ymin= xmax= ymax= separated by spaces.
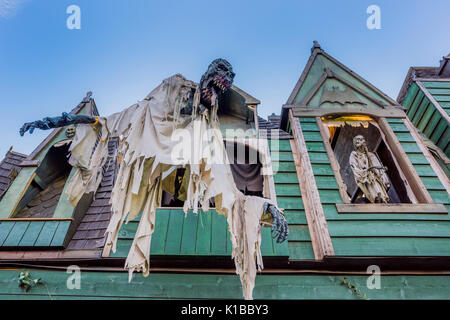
xmin=19 ymin=59 xmax=288 ymax=243
xmin=65 ymin=125 xmax=76 ymax=139
xmin=349 ymin=135 xmax=390 ymax=203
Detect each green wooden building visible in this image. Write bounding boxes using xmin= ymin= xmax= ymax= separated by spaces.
xmin=397 ymin=53 xmax=450 ymax=179
xmin=0 ymin=43 xmax=449 ymax=300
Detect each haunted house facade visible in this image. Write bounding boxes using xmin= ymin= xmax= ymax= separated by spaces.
xmin=0 ymin=43 xmax=449 ymax=299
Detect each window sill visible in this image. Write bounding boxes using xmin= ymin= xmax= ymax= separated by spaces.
xmin=336 ymin=203 xmax=448 ymax=214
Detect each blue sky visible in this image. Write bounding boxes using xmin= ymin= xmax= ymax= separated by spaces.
xmin=0 ymin=0 xmax=449 ymax=156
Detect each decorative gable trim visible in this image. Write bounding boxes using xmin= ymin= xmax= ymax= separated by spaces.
xmin=298 ymin=68 xmax=387 ymax=108
xmin=287 ymin=42 xmax=399 ymax=107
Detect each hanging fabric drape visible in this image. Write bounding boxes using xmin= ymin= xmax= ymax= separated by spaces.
xmin=65 ymin=74 xmax=280 ymax=300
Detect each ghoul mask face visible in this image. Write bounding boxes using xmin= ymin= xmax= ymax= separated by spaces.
xmin=199 ymin=58 xmax=235 ymax=109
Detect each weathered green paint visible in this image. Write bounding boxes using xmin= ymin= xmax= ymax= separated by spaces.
xmin=1 ymin=269 xmax=449 ymax=299
xmin=2 ymin=221 xmax=29 ymax=246
xmin=269 ymin=139 xmax=311 ymax=259
xmin=50 ymin=220 xmax=71 ymax=246
xmin=0 ymin=167 xmax=35 ymax=218
xmin=52 ymin=167 xmax=79 ymax=218
xmin=151 ymin=210 xmax=170 ymax=255
xmin=296 ymin=117 xmax=450 ymax=257
xmin=0 ymin=221 xmax=15 ymax=245
xmin=18 ymin=221 xmax=45 ymax=246
xmin=0 ymin=220 xmax=70 ymax=248
xmin=333 ymin=237 xmax=450 ymax=256
xmin=34 ymin=221 xmax=60 ymax=247
xmin=111 ymin=207 xmax=289 ymax=258
xmin=293 ymin=52 xmax=392 ymax=109
xmin=402 ymin=81 xmax=450 ymax=159
xmin=195 ymin=210 xmax=212 ymax=255
xmin=211 ymin=211 xmax=227 ymax=255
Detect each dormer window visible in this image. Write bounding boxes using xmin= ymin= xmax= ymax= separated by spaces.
xmin=12 ymin=143 xmax=72 ymax=218
xmin=322 ymin=115 xmax=414 ymax=204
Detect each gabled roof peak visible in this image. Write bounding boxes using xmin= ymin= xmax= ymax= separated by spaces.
xmin=311 ymin=40 xmax=322 ymax=53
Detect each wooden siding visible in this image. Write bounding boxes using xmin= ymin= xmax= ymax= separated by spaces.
xmin=299 ymin=117 xmax=450 ymax=257
xmin=110 ymin=207 xmax=289 ymax=258
xmin=0 ymin=220 xmax=71 ymax=248
xmin=1 ymin=269 xmax=449 ymax=299
xmin=269 ymin=139 xmax=315 ymax=260
xmin=402 ymin=82 xmax=450 ymax=158
xmin=110 ymin=138 xmax=312 ymax=260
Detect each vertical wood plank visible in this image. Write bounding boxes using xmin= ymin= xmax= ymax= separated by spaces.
xmin=164 ymin=210 xmax=184 ymax=255
xmin=289 ymin=110 xmax=334 ymax=260
xmin=34 ymin=221 xmax=59 ymax=246
xmin=150 ymin=209 xmax=171 ymax=255
xmin=226 ymin=227 xmax=233 ymax=255
xmin=0 ymin=222 xmax=15 ymax=246
xmin=50 ymin=220 xmax=71 ymax=247
xmin=195 ymin=210 xmax=212 ymax=255
xmin=3 ymin=221 xmax=30 ymax=246
xmin=211 ymin=212 xmax=227 ymax=255
xmin=19 ymin=221 xmax=45 ymax=246
xmin=260 ymin=226 xmax=274 ymax=256
xmin=273 ymin=234 xmax=290 ymax=256
xmin=180 ymin=211 xmax=198 ymax=255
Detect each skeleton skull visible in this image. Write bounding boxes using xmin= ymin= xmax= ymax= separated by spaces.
xmin=66 ymin=125 xmax=76 ymax=139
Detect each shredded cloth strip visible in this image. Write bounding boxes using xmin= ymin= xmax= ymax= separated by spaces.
xmin=65 ymin=74 xmax=279 ymax=300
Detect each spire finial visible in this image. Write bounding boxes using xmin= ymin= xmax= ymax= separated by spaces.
xmin=312 ymin=40 xmax=321 ymax=53
xmin=82 ymin=91 xmax=93 ymax=103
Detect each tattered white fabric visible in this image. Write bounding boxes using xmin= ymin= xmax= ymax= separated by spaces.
xmin=65 ymin=74 xmax=278 ymax=300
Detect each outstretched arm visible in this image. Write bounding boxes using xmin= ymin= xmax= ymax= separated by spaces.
xmin=20 ymin=112 xmax=97 ymax=136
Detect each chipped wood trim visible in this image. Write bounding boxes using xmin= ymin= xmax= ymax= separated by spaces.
xmin=19 ymin=160 xmax=39 ymax=167
xmin=403 ymin=117 xmax=450 ymax=194
xmin=289 ymin=139 xmax=321 ymax=259
xmin=101 ymin=240 xmax=112 ymax=258
xmin=289 ymin=109 xmax=334 ymax=260
xmin=290 ymin=106 xmax=406 ymax=118
xmin=298 ymin=72 xmax=328 ymax=106
xmin=8 ymin=172 xmax=36 ymax=218
xmin=0 ymin=249 xmax=102 ymax=260
xmin=315 ymin=117 xmax=350 ymax=203
xmin=378 ymin=117 xmax=434 ymax=204
xmin=325 ymin=69 xmax=387 ymax=107
xmin=336 ymin=203 xmax=448 ymax=214
xmin=262 ymin=138 xmax=278 ymax=207
xmin=415 ymin=78 xmax=450 ymax=82
xmin=286 ymin=48 xmax=321 ymax=104
xmin=0 ymin=217 xmax=74 ymax=222
xmin=319 ymin=50 xmax=399 ymax=106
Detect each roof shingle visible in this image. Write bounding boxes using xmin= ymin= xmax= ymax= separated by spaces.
xmin=0 ymin=149 xmax=27 ymax=201
xmin=67 ymin=138 xmax=119 ymax=250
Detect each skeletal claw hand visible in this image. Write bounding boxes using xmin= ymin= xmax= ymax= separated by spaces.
xmin=19 ymin=122 xmax=35 ymax=136
xmin=264 ymin=202 xmax=289 ymax=243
